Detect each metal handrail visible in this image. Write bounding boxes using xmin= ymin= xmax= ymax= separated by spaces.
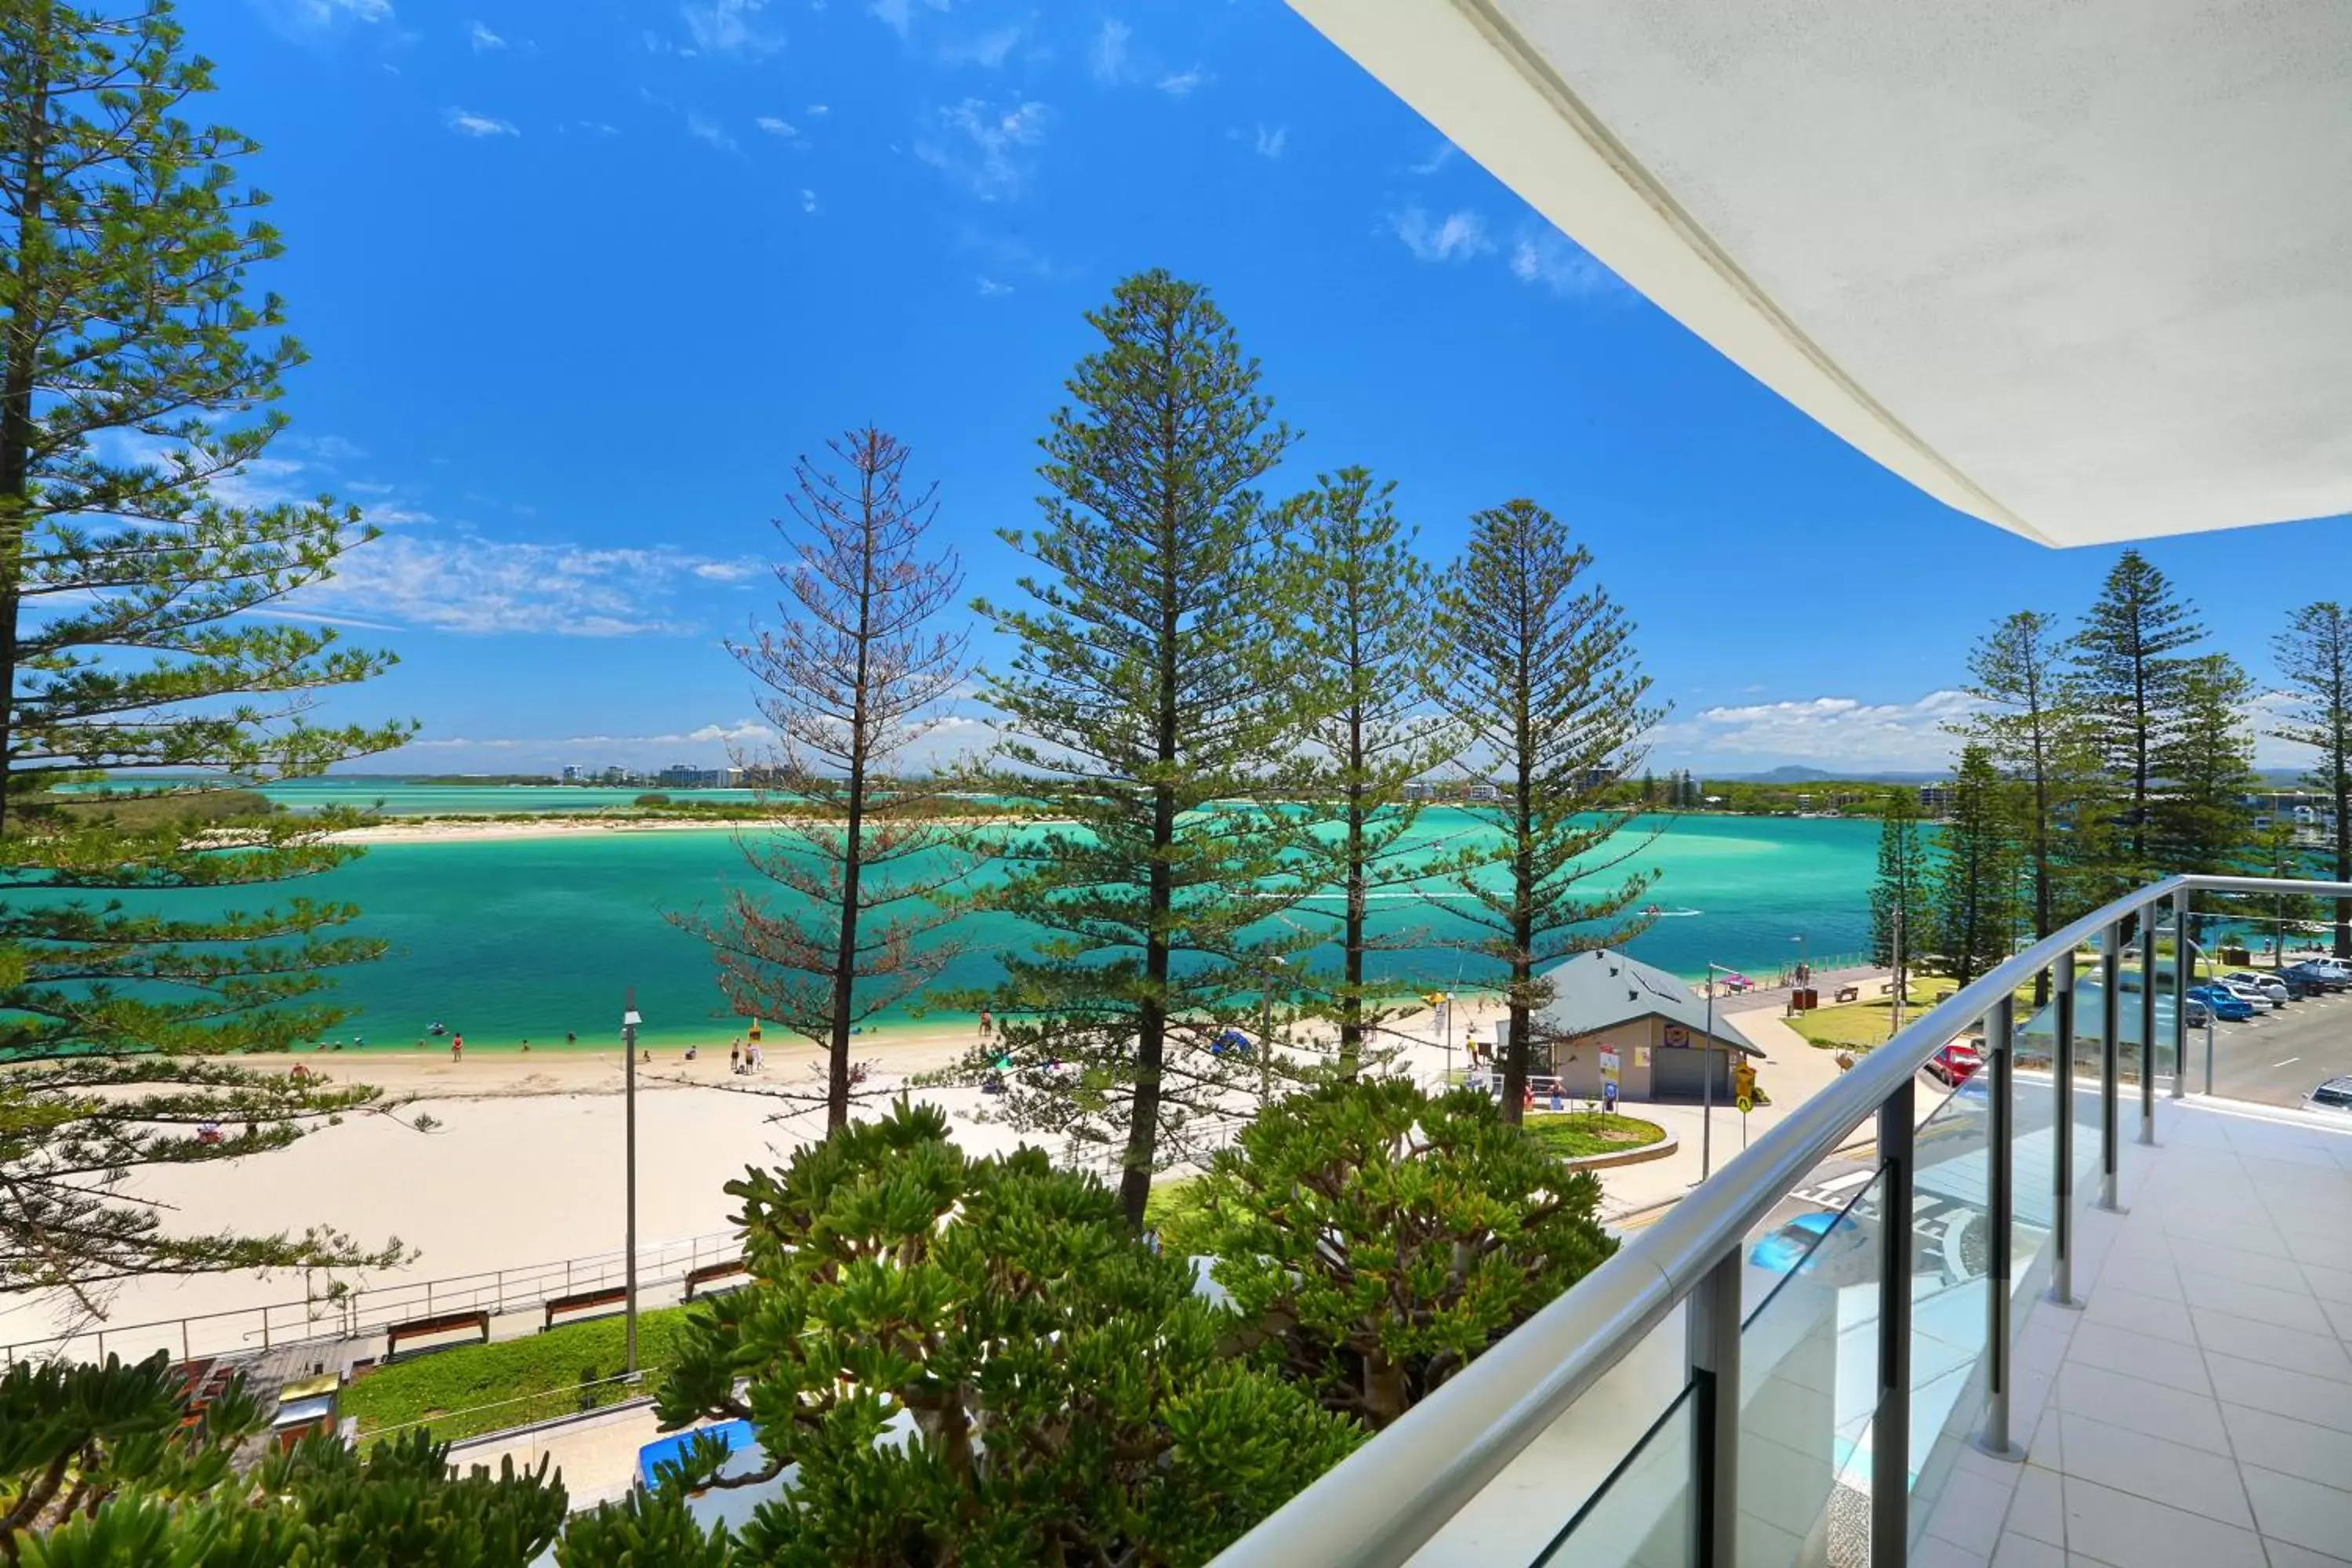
xmin=1212 ymin=873 xmax=2352 ymax=1566
xmin=1 ymin=1226 xmax=742 ymax=1367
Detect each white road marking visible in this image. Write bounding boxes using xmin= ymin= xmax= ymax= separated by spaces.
xmin=2276 ymin=1057 xmax=2301 ymax=1068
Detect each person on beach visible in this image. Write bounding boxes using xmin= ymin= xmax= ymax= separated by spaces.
xmin=979 ymin=1007 xmax=993 ymax=1040
xmin=729 ymin=1041 xmax=742 ymax=1075
xmin=452 ymin=1033 xmax=463 ymax=1062
xmin=521 ymin=1039 xmax=531 ymax=1052
xmin=566 ymin=1032 xmax=577 ymax=1045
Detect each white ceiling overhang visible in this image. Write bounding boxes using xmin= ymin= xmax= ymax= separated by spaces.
xmin=1289 ymin=0 xmax=2352 ymax=547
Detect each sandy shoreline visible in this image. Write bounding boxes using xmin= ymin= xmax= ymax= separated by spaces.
xmin=0 ymin=988 xmax=1836 ymax=1359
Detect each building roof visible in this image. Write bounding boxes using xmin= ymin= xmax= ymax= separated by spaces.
xmin=1286 ymin=1 xmax=2352 ymax=546
xmin=1532 ymin=949 xmax=1762 ymax=1055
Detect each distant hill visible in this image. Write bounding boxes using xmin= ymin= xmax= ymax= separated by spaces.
xmin=1711 ymin=764 xmax=1951 ymax=785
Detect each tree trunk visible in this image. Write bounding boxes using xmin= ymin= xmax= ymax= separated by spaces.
xmin=0 ymin=54 xmax=54 ymax=841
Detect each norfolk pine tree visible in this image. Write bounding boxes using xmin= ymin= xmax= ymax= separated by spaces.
xmin=2073 ymin=550 xmax=2205 ymax=894
xmin=0 ymin=0 xmax=413 ymax=1305
xmin=1933 ymin=746 xmax=2023 ymax=986
xmin=1870 ymin=789 xmax=1933 ymax=1019
xmin=967 ymin=271 xmax=1321 ymax=1229
xmin=2152 ymin=653 xmax=2259 ymax=876
xmin=1430 ymin=500 xmax=1661 ymax=1124
xmin=675 ymin=428 xmax=975 ymax=1132
xmin=1952 ymin=609 xmax=2107 ymax=1003
xmin=2272 ymin=601 xmax=2352 ymax=958
xmin=1284 ymin=467 xmax=1457 ymax=1073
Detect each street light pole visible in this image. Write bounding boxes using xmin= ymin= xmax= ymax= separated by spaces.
xmin=622 ymin=989 xmax=641 ymax=1376
xmin=1703 ymin=968 xmax=1715 ymax=1181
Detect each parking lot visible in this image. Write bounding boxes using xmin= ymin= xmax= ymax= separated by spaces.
xmin=2200 ymin=978 xmax=2352 ymax=1110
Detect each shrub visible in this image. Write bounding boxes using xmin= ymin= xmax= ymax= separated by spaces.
xmin=1194 ymin=1076 xmax=1617 ymax=1429
xmin=618 ymin=1101 xmax=1360 ymax=1566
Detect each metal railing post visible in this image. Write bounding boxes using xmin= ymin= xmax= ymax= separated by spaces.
xmin=2049 ymin=951 xmax=2078 ymax=1308
xmin=181 ymin=1320 xmax=191 ymax=1363
xmin=2169 ymin=888 xmax=2189 ymax=1100
xmin=2140 ymin=903 xmax=2159 ymax=1145
xmin=2100 ymin=922 xmax=2122 ymax=1212
xmin=1873 ymin=1077 xmax=1915 ymax=1565
xmin=1688 ymin=1248 xmax=1742 ymax=1568
xmin=1977 ymin=995 xmax=2020 ymax=1457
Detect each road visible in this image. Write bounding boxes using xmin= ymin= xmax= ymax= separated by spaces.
xmin=2197 ymin=982 xmax=2352 ymax=1108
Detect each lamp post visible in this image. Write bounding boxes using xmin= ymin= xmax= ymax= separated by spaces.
xmin=1701 ymin=962 xmax=1740 ymax=1182
xmin=622 ymin=989 xmax=641 ymax=1376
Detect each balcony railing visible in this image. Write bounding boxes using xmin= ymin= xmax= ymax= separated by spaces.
xmin=1211 ymin=873 xmax=2352 ymax=1567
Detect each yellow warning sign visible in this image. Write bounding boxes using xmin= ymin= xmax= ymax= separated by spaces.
xmin=1736 ymin=1095 xmax=1754 ymax=1115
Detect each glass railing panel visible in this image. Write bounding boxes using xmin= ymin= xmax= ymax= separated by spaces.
xmin=1413 ymin=1304 xmax=1690 ymax=1566
xmin=1735 ymin=1167 xmax=1886 ymax=1566
xmin=2005 ymin=1002 xmax=2057 ymax=1300
xmin=1533 ymin=1383 xmax=1693 ymax=1566
xmin=1906 ymin=1075 xmax=1992 ymax=1545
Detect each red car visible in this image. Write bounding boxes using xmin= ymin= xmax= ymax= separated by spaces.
xmin=1925 ymin=1042 xmax=1983 ymax=1086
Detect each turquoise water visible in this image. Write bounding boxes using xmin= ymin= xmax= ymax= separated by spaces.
xmin=132 ymin=809 xmax=1877 ymax=1051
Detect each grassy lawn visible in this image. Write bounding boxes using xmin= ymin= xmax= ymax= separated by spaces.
xmin=339 ymin=1305 xmax=700 ymax=1446
xmin=1791 ymin=958 xmax=2225 ymax=1052
xmin=1523 ymin=1112 xmax=1667 ymax=1160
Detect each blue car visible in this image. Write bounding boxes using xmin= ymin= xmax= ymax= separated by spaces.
xmin=2187 ymin=984 xmax=2253 ymax=1022
xmin=1750 ymin=1210 xmax=1872 ymax=1278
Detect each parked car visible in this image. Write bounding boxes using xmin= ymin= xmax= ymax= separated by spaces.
xmin=2305 ymin=1076 xmax=2352 ymax=1116
xmin=1750 ymin=1209 xmax=1873 ymax=1279
xmin=2187 ymin=984 xmax=2255 ymax=1022
xmin=1925 ymin=1041 xmax=1984 ymax=1086
xmin=2224 ymin=971 xmax=2298 ymax=1004
xmin=2286 ymin=960 xmax=2352 ymax=993
xmin=2183 ymin=996 xmax=2212 ymax=1029
xmin=2211 ymin=978 xmax=2278 ymax=1011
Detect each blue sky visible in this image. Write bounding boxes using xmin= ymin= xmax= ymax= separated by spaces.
xmin=212 ymin=0 xmax=2350 ymax=776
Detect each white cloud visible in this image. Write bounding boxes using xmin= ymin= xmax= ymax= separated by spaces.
xmin=942 ymin=21 xmax=1024 ymax=67
xmin=275 ymin=0 xmax=394 ymax=27
xmin=681 ymin=0 xmax=785 ymax=57
xmin=1408 ymin=140 xmax=1456 ymax=176
xmin=1089 ymin=19 xmax=1129 ymax=83
xmin=1156 ymin=66 xmax=1207 ymax=100
xmin=756 ymin=115 xmax=796 ymax=136
xmin=444 ymin=107 xmax=518 ymax=136
xmin=800 ymin=187 xmax=818 ymax=213
xmin=1650 ymin=690 xmax=1985 ymax=771
xmin=1388 ymin=206 xmax=1490 ymax=263
xmin=1511 ymin=231 xmax=1616 ymax=296
xmin=468 ymin=20 xmax=503 ymax=50
xmin=687 ymin=111 xmax=739 ymax=152
xmin=806 ymin=102 xmax=831 ymax=115
xmin=293 ymin=535 xmax=763 ymax=637
xmin=915 ymin=97 xmax=1048 ymax=201
xmin=1253 ymin=123 xmax=1287 ymax=158
xmin=867 ymin=0 xmax=954 ymax=38
xmin=285 ymin=433 xmax=368 ymax=463
xmin=977 ymin=276 xmax=1012 ymax=296
xmin=568 ymin=121 xmax=622 ymax=136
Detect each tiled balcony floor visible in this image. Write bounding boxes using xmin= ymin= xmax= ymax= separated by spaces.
xmin=1920 ymin=1096 xmax=2352 ymax=1567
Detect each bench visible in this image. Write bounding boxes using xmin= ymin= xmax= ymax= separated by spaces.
xmin=684 ymin=1258 xmax=749 ymax=1301
xmin=543 ymin=1287 xmax=628 ymax=1331
xmin=1878 ymin=980 xmax=1896 ymax=996
xmin=385 ymin=1309 xmax=491 ymax=1358
xmin=1834 ymin=985 xmax=1860 ymax=1004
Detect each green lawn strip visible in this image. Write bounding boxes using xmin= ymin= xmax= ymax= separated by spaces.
xmin=340 ymin=1305 xmax=699 ymax=1446
xmin=1790 ymin=956 xmax=2226 ymax=1052
xmin=1522 ymin=1112 xmax=1666 ymax=1160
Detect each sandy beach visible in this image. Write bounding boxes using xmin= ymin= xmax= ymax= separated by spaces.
xmin=325 ymin=816 xmax=750 ymax=845
xmin=2 ymin=986 xmax=1860 ymax=1365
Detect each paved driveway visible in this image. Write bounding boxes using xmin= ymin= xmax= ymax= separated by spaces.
xmin=2200 ymin=983 xmax=2352 ymax=1109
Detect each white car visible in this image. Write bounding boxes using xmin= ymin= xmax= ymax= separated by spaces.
xmin=2212 ymin=978 xmax=2278 ymax=1011
xmin=2222 ymin=971 xmax=2292 ymax=1007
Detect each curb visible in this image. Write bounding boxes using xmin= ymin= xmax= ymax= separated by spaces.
xmin=1562 ymin=1131 xmax=1679 ymax=1172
